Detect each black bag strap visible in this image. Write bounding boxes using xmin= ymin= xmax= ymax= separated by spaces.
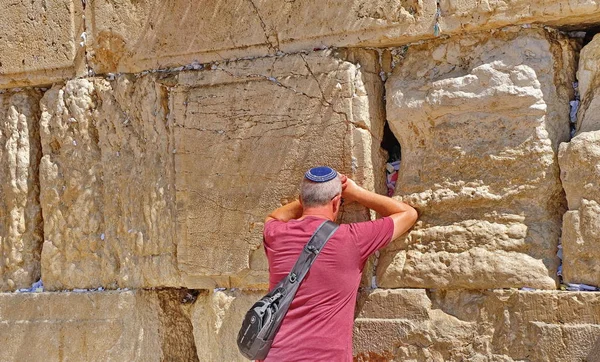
xmin=285 ymin=220 xmax=338 ymax=287
xmin=246 ymin=220 xmax=339 ymax=353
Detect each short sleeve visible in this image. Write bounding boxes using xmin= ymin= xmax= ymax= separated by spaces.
xmin=263 ymin=219 xmax=283 ymax=246
xmin=348 ymin=217 xmax=394 ymax=265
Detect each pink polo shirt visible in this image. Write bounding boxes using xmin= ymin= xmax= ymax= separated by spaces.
xmin=262 ymin=216 xmax=394 ymax=362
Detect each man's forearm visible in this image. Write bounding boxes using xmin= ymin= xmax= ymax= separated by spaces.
xmin=351 ymin=187 xmax=413 ymax=217
xmin=265 ymin=200 xmax=303 ymax=222
xmin=341 ymin=174 xmax=418 ymax=239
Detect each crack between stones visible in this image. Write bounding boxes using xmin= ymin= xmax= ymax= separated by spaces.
xmin=230 ymin=67 xmax=329 ymax=105
xmin=160 ymin=82 xmax=183 ymax=278
xmin=194 ymin=193 xmax=262 ymax=219
xmin=32 ymin=90 xmax=45 ymax=290
xmin=247 ymin=0 xmax=280 ymax=53
xmin=80 ymin=0 xmax=92 ymax=77
xmin=300 ymin=53 xmax=331 ymax=106
xmin=173 ymin=117 xmax=306 ymax=142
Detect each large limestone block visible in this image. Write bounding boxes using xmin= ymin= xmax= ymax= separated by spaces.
xmin=39 ymin=77 xmax=180 ymax=290
xmin=380 ymin=27 xmax=577 ymax=289
xmin=192 ymin=289 xmax=264 ymax=362
xmin=0 ymin=290 xmax=198 ymax=362
xmin=577 ymin=34 xmax=600 ymax=134
xmin=0 ymin=90 xmax=43 ymax=291
xmin=0 ymin=0 xmax=85 ymax=88
xmin=354 ymin=289 xmax=600 ymax=361
xmin=174 ymin=50 xmax=385 ymax=288
xmin=84 ymin=0 xmax=600 ymax=74
xmin=559 ymin=131 xmax=600 ymax=210
xmin=559 ymin=131 xmax=600 ymax=286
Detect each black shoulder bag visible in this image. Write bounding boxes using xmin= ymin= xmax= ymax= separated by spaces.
xmin=237 ymin=220 xmax=339 ymax=360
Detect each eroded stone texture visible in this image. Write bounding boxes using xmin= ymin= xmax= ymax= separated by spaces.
xmin=559 ymin=131 xmax=600 ymax=286
xmin=0 ymin=90 xmax=43 ymax=292
xmin=39 ymin=77 xmax=180 ymax=290
xmin=174 ymin=50 xmax=385 ymax=289
xmin=192 ymin=288 xmax=600 ymax=362
xmin=577 ymin=33 xmax=600 ymax=134
xmin=0 ymin=0 xmax=85 ymax=88
xmin=192 ymin=289 xmax=264 ymax=362
xmin=85 ymin=0 xmax=600 ymax=74
xmin=0 ymin=290 xmax=197 ymax=362
xmin=380 ymin=27 xmax=577 ymax=289
xmin=354 ymin=289 xmax=600 ymax=362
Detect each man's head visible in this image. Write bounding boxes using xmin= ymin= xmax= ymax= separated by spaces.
xmin=300 ymin=166 xmax=342 ymax=210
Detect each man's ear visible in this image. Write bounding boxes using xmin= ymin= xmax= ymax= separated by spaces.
xmin=332 ymin=194 xmax=341 ymax=214
xmin=298 ymin=195 xmax=303 ymax=207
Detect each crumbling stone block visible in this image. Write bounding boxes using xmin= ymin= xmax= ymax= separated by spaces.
xmin=192 ymin=288 xmax=600 ymax=362
xmin=39 ymin=77 xmax=180 ymax=290
xmin=354 ymin=289 xmax=600 ymax=362
xmin=0 ymin=290 xmax=198 ymax=362
xmin=192 ymin=289 xmax=264 ymax=362
xmin=0 ymin=89 xmax=43 ymax=291
xmin=577 ymin=33 xmax=600 ymax=134
xmin=173 ymin=50 xmax=385 ymax=289
xmin=0 ymin=0 xmax=85 ymax=88
xmin=559 ymin=130 xmax=600 ymax=287
xmin=379 ymin=27 xmax=577 ymax=289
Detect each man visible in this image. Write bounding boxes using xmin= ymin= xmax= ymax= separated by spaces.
xmin=261 ymin=166 xmax=418 ymax=361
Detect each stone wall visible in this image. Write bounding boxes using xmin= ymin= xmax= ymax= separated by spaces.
xmin=2 ymin=1 xmax=600 ymax=361
xmin=173 ymin=50 xmax=384 ymax=289
xmin=0 ymin=290 xmax=197 ymax=361
xmin=0 ymin=89 xmax=43 ymax=291
xmin=380 ymin=27 xmax=575 ymax=290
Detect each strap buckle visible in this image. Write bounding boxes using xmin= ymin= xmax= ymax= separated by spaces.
xmin=305 ymin=245 xmax=319 ymax=255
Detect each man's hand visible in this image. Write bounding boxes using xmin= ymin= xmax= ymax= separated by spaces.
xmin=339 ymin=174 xmax=362 ymax=203
xmin=339 ymin=173 xmax=418 ymax=240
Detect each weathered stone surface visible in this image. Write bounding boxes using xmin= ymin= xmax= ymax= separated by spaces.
xmin=354 ymin=289 xmax=600 ymax=362
xmin=174 ymin=50 xmax=385 ymax=289
xmin=0 ymin=0 xmax=85 ymax=88
xmin=39 ymin=77 xmax=180 ymax=290
xmin=84 ymin=0 xmax=600 ymax=74
xmin=0 ymin=290 xmax=197 ymax=362
xmin=577 ymin=34 xmax=600 ymax=134
xmin=379 ymin=27 xmax=576 ymax=289
xmin=590 ymin=337 xmax=600 ymax=362
xmin=0 ymin=90 xmax=43 ymax=292
xmin=192 ymin=288 xmax=600 ymax=362
xmin=559 ymin=131 xmax=600 ymax=286
xmin=192 ymin=289 xmax=264 ymax=362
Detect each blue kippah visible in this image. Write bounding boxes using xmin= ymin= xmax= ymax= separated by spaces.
xmin=305 ymin=166 xmax=337 ymax=182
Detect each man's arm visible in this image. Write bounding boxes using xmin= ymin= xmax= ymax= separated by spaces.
xmin=265 ymin=200 xmax=303 ymax=223
xmin=341 ymin=175 xmax=418 ymax=240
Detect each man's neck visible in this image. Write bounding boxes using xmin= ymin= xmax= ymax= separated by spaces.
xmin=300 ymin=206 xmax=335 ymax=221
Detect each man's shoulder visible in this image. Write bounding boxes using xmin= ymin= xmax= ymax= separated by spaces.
xmin=263 ymin=218 xmax=285 ymax=235
xmin=344 ymin=216 xmax=392 ymax=229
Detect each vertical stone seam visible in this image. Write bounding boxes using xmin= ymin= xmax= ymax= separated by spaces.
xmin=370 ymin=49 xmax=390 ymax=290
xmin=80 ymin=0 xmax=92 ymax=77
xmin=30 ymin=88 xmax=45 ymax=287
xmin=557 ymin=31 xmax=586 ymax=290
xmin=165 ymin=80 xmax=183 ymax=280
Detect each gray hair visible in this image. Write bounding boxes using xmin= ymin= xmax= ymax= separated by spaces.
xmin=300 ymin=176 xmax=342 ymax=208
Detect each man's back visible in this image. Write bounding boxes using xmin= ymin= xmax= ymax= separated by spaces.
xmin=263 ymin=215 xmax=394 ymax=362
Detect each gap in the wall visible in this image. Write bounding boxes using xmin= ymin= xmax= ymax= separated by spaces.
xmin=558 ymin=26 xmax=600 ymax=289
xmin=565 ymin=27 xmax=600 ymax=139
xmin=581 ymin=26 xmax=600 ymax=46
xmin=380 ymin=121 xmax=401 ymax=197
xmin=369 ymin=120 xmax=402 ymax=290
